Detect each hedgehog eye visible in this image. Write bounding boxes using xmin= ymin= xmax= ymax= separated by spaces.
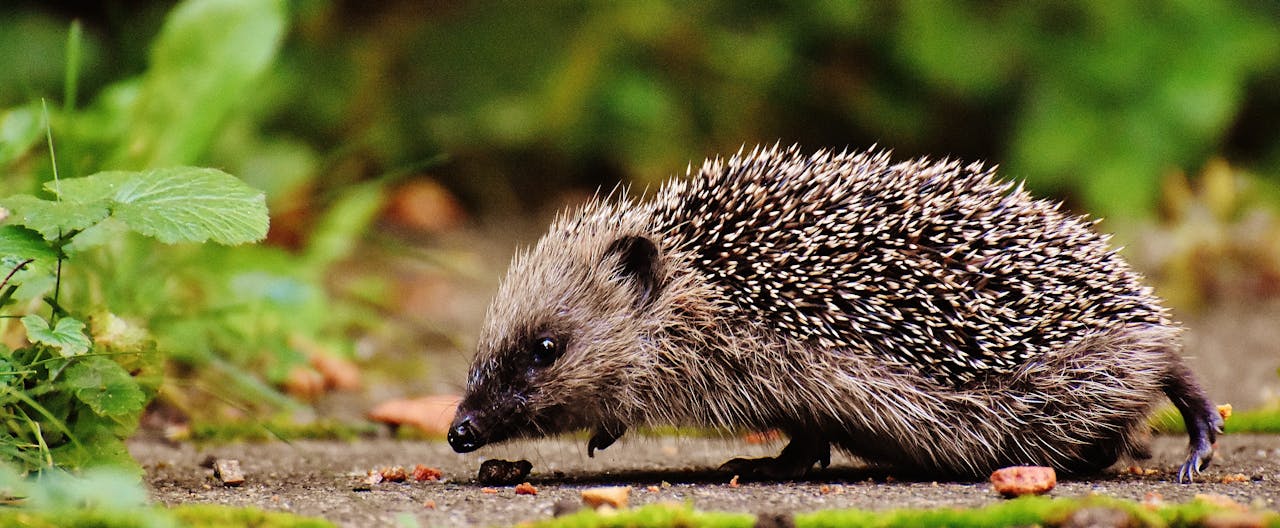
xmin=530 ymin=337 xmax=559 ymax=368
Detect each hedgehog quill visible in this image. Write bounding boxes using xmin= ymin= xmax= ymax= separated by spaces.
xmin=449 ymin=145 xmax=1221 ymax=482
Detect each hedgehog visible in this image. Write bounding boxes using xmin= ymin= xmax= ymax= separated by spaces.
xmin=447 ymin=144 xmax=1222 ymax=482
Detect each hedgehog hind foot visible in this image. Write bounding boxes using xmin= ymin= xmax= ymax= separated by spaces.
xmin=720 ymin=435 xmax=829 ymax=480
xmin=1163 ymin=362 xmax=1224 ymax=483
xmin=1175 ymin=407 xmax=1222 ymax=483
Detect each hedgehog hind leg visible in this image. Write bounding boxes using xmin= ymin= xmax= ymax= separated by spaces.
xmin=720 ymin=433 xmax=829 ymax=480
xmin=1163 ymin=361 xmax=1223 ymax=483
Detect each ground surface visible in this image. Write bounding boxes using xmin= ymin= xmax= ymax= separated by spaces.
xmin=133 ymin=434 xmax=1280 ymax=528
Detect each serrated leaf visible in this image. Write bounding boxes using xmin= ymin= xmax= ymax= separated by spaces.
xmin=0 ymin=225 xmax=58 ymax=261
xmin=22 ymin=315 xmax=91 ymax=357
xmin=64 ymin=356 xmax=147 ymax=417
xmin=0 ymin=195 xmax=111 ymax=240
xmin=48 ymin=167 xmax=269 ymax=245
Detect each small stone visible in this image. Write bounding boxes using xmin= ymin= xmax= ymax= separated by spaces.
xmin=581 ymin=486 xmax=630 ymax=509
xmin=213 ymin=459 xmax=245 ymax=487
xmin=477 ymin=459 xmax=532 ymax=485
xmin=413 ymin=464 xmax=443 ymax=482
xmin=380 ymin=466 xmax=408 ymax=482
xmin=990 ymin=465 xmax=1056 ymax=497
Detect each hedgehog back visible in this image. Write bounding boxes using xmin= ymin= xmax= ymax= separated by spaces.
xmin=649 ymin=146 xmax=1166 ymax=386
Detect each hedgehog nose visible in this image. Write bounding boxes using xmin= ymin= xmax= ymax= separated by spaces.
xmin=448 ymin=413 xmax=484 ymax=453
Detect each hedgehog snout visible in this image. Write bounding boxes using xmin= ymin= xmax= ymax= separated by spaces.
xmin=448 ymin=411 xmax=485 ymax=453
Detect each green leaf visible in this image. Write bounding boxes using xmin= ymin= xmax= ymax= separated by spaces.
xmin=304 ymin=181 xmax=386 ymax=268
xmin=0 ymin=195 xmax=111 ymax=240
xmin=48 ymin=167 xmax=269 ymax=245
xmin=0 ymin=105 xmax=43 ymax=166
xmin=64 ymin=356 xmax=146 ymax=417
xmin=0 ymin=357 xmax=14 ymax=388
xmin=22 ymin=315 xmax=91 ymax=357
xmin=114 ymin=0 xmax=287 ymax=167
xmin=0 ymin=225 xmax=58 ymax=261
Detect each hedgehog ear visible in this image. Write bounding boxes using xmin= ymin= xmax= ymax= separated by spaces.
xmin=604 ymin=235 xmax=660 ymax=308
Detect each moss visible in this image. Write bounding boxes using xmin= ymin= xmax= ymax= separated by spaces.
xmin=525 ymin=503 xmax=754 ymax=528
xmin=523 ymin=496 xmax=1279 ymax=528
xmin=0 ymin=504 xmax=334 ymax=528
xmin=170 ymin=504 xmax=337 ymax=527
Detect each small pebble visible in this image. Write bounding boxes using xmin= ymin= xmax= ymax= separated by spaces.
xmin=213 ymin=459 xmax=245 ymax=487
xmin=990 ymin=466 xmax=1056 ymax=497
xmin=477 ymin=459 xmax=532 ymax=485
xmin=413 ymin=464 xmax=443 ymax=482
xmin=582 ymin=486 xmax=631 ymax=509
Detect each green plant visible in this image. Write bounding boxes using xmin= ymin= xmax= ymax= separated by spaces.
xmin=0 ymin=165 xmax=268 ymax=472
xmin=1 ymin=0 xmax=392 ymax=435
xmin=0 ymin=461 xmax=333 ymax=527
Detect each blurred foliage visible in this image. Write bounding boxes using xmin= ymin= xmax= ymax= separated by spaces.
xmin=1136 ymin=159 xmax=1280 ymax=310
xmin=1 ymin=0 xmax=391 ymax=452
xmin=6 ymin=1 xmax=1279 ymax=222
xmin=1152 ymin=403 xmax=1280 ymax=434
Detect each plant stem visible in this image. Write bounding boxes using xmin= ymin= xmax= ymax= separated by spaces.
xmin=64 ymin=20 xmax=82 ymax=112
xmin=42 ymin=99 xmax=66 ymax=321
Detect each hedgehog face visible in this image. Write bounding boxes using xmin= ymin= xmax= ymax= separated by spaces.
xmin=449 ymin=232 xmax=661 ymax=453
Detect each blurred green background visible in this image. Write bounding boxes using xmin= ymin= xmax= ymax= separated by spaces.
xmin=2 ymin=0 xmax=1280 ymax=438
xmin=6 ymin=1 xmax=1280 ymax=219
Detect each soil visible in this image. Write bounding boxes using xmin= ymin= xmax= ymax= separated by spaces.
xmin=133 ymin=434 xmax=1280 ymax=528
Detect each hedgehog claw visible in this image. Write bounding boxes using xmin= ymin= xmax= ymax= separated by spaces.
xmin=720 ymin=436 xmax=829 ymax=480
xmin=1164 ymin=365 xmax=1222 ymax=484
xmin=1177 ymin=432 xmax=1216 ymax=483
xmin=587 ymin=425 xmax=626 ymax=457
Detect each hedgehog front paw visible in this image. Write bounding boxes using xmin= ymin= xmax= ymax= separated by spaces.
xmin=587 ymin=424 xmax=626 ymax=457
xmin=720 ymin=436 xmax=829 ymax=480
